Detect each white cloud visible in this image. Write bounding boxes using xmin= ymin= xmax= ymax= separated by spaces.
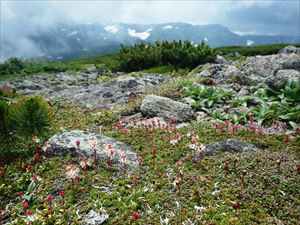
xmin=163 ymin=25 xmax=172 ymax=29
xmin=128 ymin=28 xmax=152 ymax=40
xmin=247 ymin=40 xmax=255 ymax=46
xmin=104 ymin=25 xmax=119 ymax=34
xmin=67 ymin=31 xmax=78 ymax=37
xmin=0 ymin=0 xmax=298 ymax=60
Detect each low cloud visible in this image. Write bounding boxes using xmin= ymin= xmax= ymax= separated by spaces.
xmin=1 ymin=0 xmax=299 ymax=61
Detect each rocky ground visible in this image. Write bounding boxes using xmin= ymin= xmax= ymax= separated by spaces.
xmin=1 ymin=45 xmax=300 ymax=224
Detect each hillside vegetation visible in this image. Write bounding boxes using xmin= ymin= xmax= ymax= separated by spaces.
xmin=0 ymin=43 xmax=300 ymax=224
xmin=1 ymin=43 xmax=300 ymax=79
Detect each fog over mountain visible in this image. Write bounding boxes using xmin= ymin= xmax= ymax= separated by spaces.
xmin=1 ymin=1 xmax=299 ymax=61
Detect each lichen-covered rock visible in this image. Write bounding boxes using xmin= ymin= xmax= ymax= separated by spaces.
xmin=278 ymin=45 xmax=300 ymax=54
xmin=140 ymin=95 xmax=194 ymax=123
xmin=43 ymin=130 xmax=138 ymax=169
xmin=195 ymin=64 xmax=250 ymax=85
xmin=265 ymin=69 xmax=300 ymax=88
xmin=205 ymin=139 xmax=262 ymax=156
xmin=196 ymin=64 xmax=241 ymax=82
xmin=240 ymin=53 xmax=300 ymax=83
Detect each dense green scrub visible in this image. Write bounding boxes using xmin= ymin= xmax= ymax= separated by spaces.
xmin=2 ymin=43 xmax=298 ymax=79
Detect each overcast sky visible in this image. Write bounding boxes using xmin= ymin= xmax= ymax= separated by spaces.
xmin=0 ymin=0 xmax=299 ymax=60
xmin=1 ymin=0 xmax=299 ymax=35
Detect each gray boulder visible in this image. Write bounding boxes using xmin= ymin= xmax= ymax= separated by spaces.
xmin=140 ymin=95 xmax=194 ymax=123
xmin=240 ymin=53 xmax=300 ymax=83
xmin=43 ymin=130 xmax=138 ymax=169
xmin=279 ymin=45 xmax=300 ymax=54
xmin=205 ymin=139 xmax=262 ymax=156
xmin=226 ymin=52 xmax=241 ymax=57
xmin=265 ymin=69 xmax=300 ymax=88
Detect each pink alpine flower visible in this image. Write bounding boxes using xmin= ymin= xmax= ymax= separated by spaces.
xmin=151 ymin=147 xmax=157 ymax=155
xmin=80 ymin=157 xmax=92 ymax=170
xmin=75 ymin=140 xmax=80 ymax=149
xmin=46 ymin=194 xmax=54 ymax=203
xmin=224 ymin=162 xmax=229 ymax=178
xmin=175 ymin=161 xmax=183 ymax=167
xmin=42 ymin=141 xmax=52 ymax=152
xmin=170 ymin=134 xmax=182 ymax=145
xmin=232 ymin=201 xmax=239 ymax=209
xmin=65 ymin=164 xmax=80 ymax=180
xmin=284 ymin=136 xmax=292 ymax=143
xmin=89 ymin=137 xmax=98 ymax=149
xmin=131 ymin=211 xmax=139 ymax=221
xmin=22 ymin=201 xmax=29 ymax=210
xmin=296 ymin=164 xmax=300 ymax=174
xmin=137 ymin=156 xmax=144 ymax=166
xmin=31 ymin=136 xmax=41 ymax=143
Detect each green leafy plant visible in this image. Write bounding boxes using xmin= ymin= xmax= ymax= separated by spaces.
xmin=252 ymin=101 xmax=278 ymax=125
xmin=251 ymin=79 xmax=300 ymax=125
xmin=211 ymin=109 xmax=229 ymax=122
xmin=257 ymin=79 xmax=300 ymax=105
xmin=230 ymin=96 xmax=252 ymax=107
xmin=185 ymin=85 xmax=232 ymax=110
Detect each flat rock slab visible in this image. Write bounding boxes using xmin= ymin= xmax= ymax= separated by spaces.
xmin=1 ymin=73 xmax=169 ymax=109
xmin=43 ymin=130 xmax=138 ymax=169
xmin=205 ymin=139 xmax=262 ymax=156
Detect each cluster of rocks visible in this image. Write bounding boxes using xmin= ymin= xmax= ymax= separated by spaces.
xmin=3 ymin=45 xmax=300 ymax=171
xmin=199 ymin=52 xmax=300 ymax=88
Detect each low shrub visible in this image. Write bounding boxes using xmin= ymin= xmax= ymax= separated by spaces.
xmin=118 ymin=40 xmax=217 ymax=72
xmin=0 ymin=96 xmax=53 ymax=156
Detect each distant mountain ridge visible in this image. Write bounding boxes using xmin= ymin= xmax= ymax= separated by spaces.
xmin=2 ymin=22 xmax=300 ymax=61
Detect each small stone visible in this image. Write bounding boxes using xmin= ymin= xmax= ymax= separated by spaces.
xmin=205 ymin=139 xmax=262 ymax=156
xmin=214 ymin=55 xmax=227 ymax=64
xmin=195 ymin=111 xmax=208 ymax=123
xmin=180 ymin=97 xmax=196 ymax=106
xmin=83 ymin=210 xmax=109 ymax=225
